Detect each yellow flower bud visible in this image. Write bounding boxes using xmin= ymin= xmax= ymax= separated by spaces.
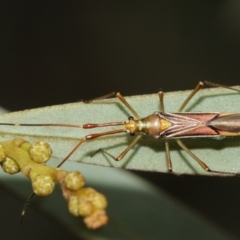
xmin=64 ymin=171 xmax=85 ymax=191
xmin=2 ymin=157 xmax=20 ymax=174
xmin=32 ymin=174 xmax=55 ymax=196
xmin=29 ymin=141 xmax=52 ymax=163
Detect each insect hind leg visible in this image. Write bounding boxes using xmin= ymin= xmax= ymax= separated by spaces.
xmin=204 ymin=81 xmax=240 ymax=93
xmin=176 ymin=139 xmax=237 ymax=176
xmin=178 ymin=80 xmax=240 ymax=113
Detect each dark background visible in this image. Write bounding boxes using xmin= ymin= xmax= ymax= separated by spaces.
xmin=1 ymin=1 xmax=240 ymax=239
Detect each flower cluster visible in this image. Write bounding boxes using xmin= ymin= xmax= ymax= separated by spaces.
xmin=0 ymin=138 xmax=108 ymax=229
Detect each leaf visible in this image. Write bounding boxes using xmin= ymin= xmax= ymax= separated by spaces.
xmin=0 ymin=86 xmax=240 ymax=176
xmin=0 ymin=90 xmax=237 ymax=239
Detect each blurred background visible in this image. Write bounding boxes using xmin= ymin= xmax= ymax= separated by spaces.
xmin=0 ymin=1 xmax=240 ymax=239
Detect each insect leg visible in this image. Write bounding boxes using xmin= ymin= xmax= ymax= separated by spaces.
xmin=179 ymin=80 xmax=240 ymax=112
xmin=178 ymin=82 xmax=204 ymax=112
xmin=164 ymin=141 xmax=172 ymax=172
xmin=57 ymin=138 xmax=85 ymax=167
xmin=204 ymin=81 xmax=240 ymax=93
xmin=176 ymin=139 xmax=236 ymax=175
xmin=57 ymin=128 xmax=128 ymax=167
xmin=116 ymin=93 xmax=141 ymax=120
xmin=158 ymin=91 xmax=165 ymax=112
xmin=84 ymin=92 xmax=116 ymax=103
xmin=93 ymin=134 xmax=143 ymax=161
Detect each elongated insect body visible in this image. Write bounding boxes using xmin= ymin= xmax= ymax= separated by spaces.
xmin=135 ymin=112 xmax=240 ymax=138
xmin=0 ymin=81 xmax=240 ymax=175
xmin=82 ymin=112 xmax=223 ymax=140
xmin=121 ymin=112 xmax=222 ymax=139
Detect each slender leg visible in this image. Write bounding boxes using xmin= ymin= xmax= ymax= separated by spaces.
xmin=86 ymin=91 xmax=141 ymax=119
xmin=93 ymin=134 xmax=143 ymax=161
xmin=158 ymin=91 xmax=165 ymax=112
xmin=116 ymin=92 xmax=141 ymax=120
xmin=179 ymin=80 xmax=240 ymax=112
xmin=165 ymin=141 xmax=172 ymax=172
xmin=57 ymin=138 xmax=85 ymax=167
xmin=176 ymin=139 xmax=236 ymax=175
xmin=178 ymin=82 xmax=204 ymax=112
xmin=57 ymin=129 xmax=128 ymax=167
xmin=84 ymin=92 xmax=116 ymax=103
xmin=204 ymin=80 xmax=240 ymax=92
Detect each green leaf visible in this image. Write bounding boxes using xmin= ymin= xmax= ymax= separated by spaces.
xmin=0 ymin=88 xmax=237 ymax=239
xmin=0 ymin=86 xmax=240 ymax=176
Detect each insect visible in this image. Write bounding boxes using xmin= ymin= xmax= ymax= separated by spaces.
xmin=1 ymin=81 xmax=240 ymax=176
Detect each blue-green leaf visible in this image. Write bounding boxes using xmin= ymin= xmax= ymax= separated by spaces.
xmin=0 ymin=86 xmax=240 ymax=175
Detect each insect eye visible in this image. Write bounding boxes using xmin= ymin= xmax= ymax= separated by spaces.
xmin=130 ymin=132 xmax=135 ymax=136
xmin=128 ymin=116 xmax=134 ymax=120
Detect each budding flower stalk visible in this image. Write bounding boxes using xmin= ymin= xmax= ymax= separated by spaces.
xmin=0 ymin=138 xmax=108 ymax=229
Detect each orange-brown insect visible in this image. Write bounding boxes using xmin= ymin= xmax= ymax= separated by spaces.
xmin=1 ymin=81 xmax=240 ymax=175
